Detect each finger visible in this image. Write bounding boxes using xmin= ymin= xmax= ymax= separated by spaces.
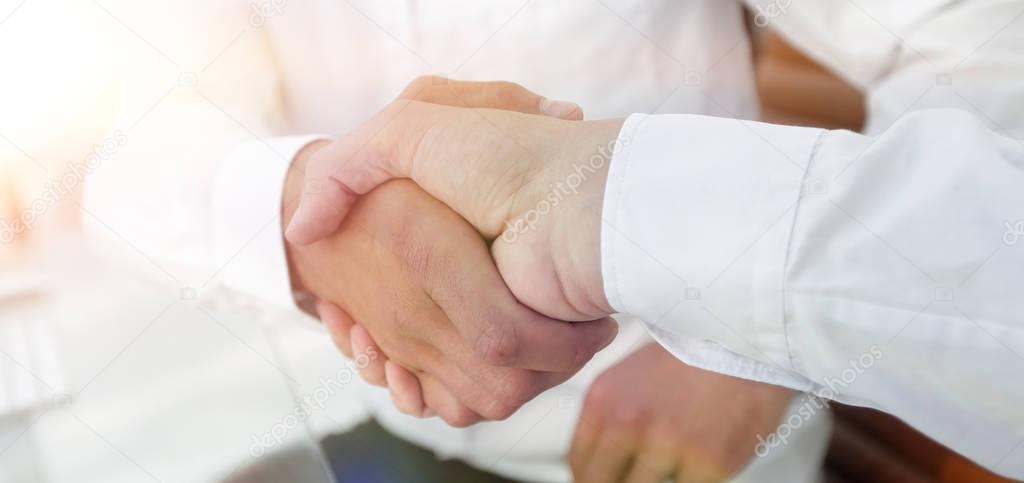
xmin=384 ymin=360 xmax=425 ymax=416
xmin=318 ymin=301 xmax=355 ymax=358
xmin=286 ymin=94 xmax=449 ymax=245
xmin=399 ymin=76 xmax=584 ymax=120
xmin=453 ymin=298 xmax=619 ymax=372
xmin=394 ymin=305 xmax=554 ymax=421
xmin=579 ymin=423 xmax=638 ymax=483
xmin=446 ymin=240 xmax=619 ymax=371
xmin=676 ymin=461 xmax=728 ymax=483
xmin=622 ymin=461 xmax=668 ymax=483
xmin=379 ymin=329 xmax=481 ymax=424
xmin=623 ymin=430 xmax=679 ymax=483
xmin=569 ymin=415 xmax=603 ymax=478
xmin=417 ymin=372 xmax=484 ymax=427
xmin=351 ymin=325 xmax=387 ymax=386
xmin=413 ymin=335 xmax=534 ymax=422
xmin=285 ymin=143 xmax=376 ymax=246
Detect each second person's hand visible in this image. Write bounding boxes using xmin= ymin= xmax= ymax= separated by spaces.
xmin=284 ymin=77 xmax=618 ymax=424
xmin=286 ymin=79 xmax=628 ymax=322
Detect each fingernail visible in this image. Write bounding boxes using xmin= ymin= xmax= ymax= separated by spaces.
xmin=540 ymin=98 xmax=583 ymax=120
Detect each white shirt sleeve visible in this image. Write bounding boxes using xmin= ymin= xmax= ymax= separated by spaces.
xmin=602 ymin=108 xmax=1024 ymax=477
xmin=604 ymin=2 xmax=1024 ymax=476
xmin=80 ymin=1 xmax=327 ymax=313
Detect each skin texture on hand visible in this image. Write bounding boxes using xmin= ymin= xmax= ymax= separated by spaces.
xmin=282 ymin=145 xmax=617 ymax=426
xmin=569 ymin=343 xmax=797 ymax=483
xmin=287 ymin=95 xmax=625 ymax=322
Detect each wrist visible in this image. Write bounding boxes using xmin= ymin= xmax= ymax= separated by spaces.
xmin=550 ymin=119 xmax=624 ymax=317
xmin=496 ymin=119 xmax=624 ymax=320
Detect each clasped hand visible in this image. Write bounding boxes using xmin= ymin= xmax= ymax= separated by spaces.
xmin=285 ymin=76 xmax=627 ymax=424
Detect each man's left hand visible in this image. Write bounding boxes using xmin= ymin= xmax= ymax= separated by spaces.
xmin=569 ymin=343 xmax=796 ymax=483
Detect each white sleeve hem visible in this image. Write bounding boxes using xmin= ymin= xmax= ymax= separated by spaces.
xmin=601 ymin=113 xmax=824 ymax=380
xmin=211 ymin=134 xmax=330 ymax=312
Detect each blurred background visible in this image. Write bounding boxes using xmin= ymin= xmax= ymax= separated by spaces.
xmin=0 ymin=2 xmax=346 ymax=481
xmin=0 ymin=0 xmax=1018 ymax=482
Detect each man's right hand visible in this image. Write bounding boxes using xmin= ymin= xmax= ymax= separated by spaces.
xmin=283 ymin=154 xmax=616 ymax=425
xmin=285 ymin=87 xmax=626 ymax=323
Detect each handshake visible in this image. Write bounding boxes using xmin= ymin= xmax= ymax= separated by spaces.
xmin=282 ymin=77 xmax=629 ymax=425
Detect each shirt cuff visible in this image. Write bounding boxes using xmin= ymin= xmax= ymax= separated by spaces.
xmin=212 ymin=135 xmax=329 ymax=312
xmin=601 ymin=113 xmax=824 ymax=377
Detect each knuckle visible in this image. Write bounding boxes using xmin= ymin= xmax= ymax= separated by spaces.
xmin=607 ymin=398 xmax=646 ymax=427
xmin=584 ymin=379 xmax=646 ymax=427
xmin=480 ymin=396 xmax=518 ymax=421
xmin=648 ymin=425 xmax=680 ymax=451
xmin=399 ymin=75 xmax=433 ymax=99
xmin=583 ymin=376 xmax=615 ymax=409
xmin=494 ymin=80 xmax=526 ymax=95
xmin=484 ymin=81 xmax=528 ymax=105
xmin=473 ymin=325 xmax=519 ymax=366
xmin=439 ymin=405 xmax=479 ymax=428
xmin=481 ymin=372 xmax=535 ymax=420
xmin=570 ymin=335 xmax=595 ymax=372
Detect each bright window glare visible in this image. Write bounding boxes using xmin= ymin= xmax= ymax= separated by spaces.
xmin=0 ymin=0 xmax=118 ymax=174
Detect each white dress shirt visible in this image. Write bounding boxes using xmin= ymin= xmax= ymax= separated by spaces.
xmin=85 ymin=0 xmax=1024 ymax=480
xmin=602 ymin=0 xmax=1024 ymax=478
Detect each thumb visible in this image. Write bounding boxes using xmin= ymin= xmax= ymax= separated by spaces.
xmin=286 ymin=77 xmax=580 ymax=246
xmin=284 ymin=129 xmax=399 ymax=245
